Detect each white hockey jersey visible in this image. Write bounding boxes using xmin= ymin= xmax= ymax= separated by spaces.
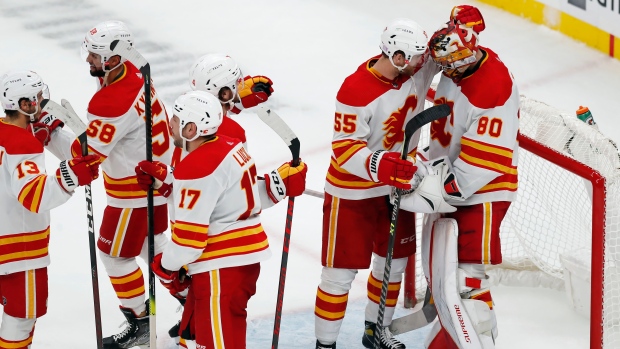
xmin=325 ymin=55 xmax=439 ymax=200
xmin=161 ymin=135 xmax=271 ymax=275
xmin=56 ymin=62 xmax=172 ymax=208
xmin=0 ymin=120 xmax=73 ymax=274
xmin=428 ymin=47 xmax=520 ymax=205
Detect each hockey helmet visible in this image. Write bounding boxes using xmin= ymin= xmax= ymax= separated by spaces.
xmin=380 ymin=18 xmax=428 ymax=71
xmin=429 ymin=21 xmax=479 ymax=78
xmin=189 ymin=54 xmax=243 ymax=105
xmin=173 ymin=90 xmax=223 ymax=141
xmin=0 ymin=70 xmax=49 ymax=121
xmin=82 ymin=20 xmax=133 ymax=71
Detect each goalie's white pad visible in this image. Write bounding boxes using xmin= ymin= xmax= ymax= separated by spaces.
xmin=395 ymin=157 xmax=457 ymax=213
xmin=426 ymin=218 xmax=495 ymax=349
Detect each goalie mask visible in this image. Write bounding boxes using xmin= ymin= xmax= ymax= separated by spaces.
xmin=380 ymin=18 xmax=428 ymax=71
xmin=82 ymin=20 xmax=133 ymax=73
xmin=0 ymin=70 xmax=50 ymax=122
xmin=429 ymin=21 xmax=479 ymax=79
xmin=173 ymin=90 xmax=223 ymax=142
xmin=189 ymin=54 xmax=244 ymax=106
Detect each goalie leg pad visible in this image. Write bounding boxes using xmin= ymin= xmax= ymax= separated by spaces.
xmin=315 ymin=267 xmax=357 ymax=344
xmin=427 ymin=218 xmax=495 ymax=348
xmin=365 ymin=255 xmax=407 ymax=326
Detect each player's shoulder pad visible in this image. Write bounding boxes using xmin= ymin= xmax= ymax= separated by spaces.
xmin=459 ymin=47 xmax=513 ymax=110
xmin=88 ymin=62 xmax=145 ymax=118
xmin=0 ymin=121 xmax=44 ymax=154
xmin=337 ymin=56 xmax=407 ymax=107
xmin=173 ymin=135 xmax=241 ymax=180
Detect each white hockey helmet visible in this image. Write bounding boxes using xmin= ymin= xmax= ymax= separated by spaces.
xmin=0 ymin=70 xmax=49 ymax=121
xmin=82 ymin=20 xmax=133 ymax=71
xmin=380 ymin=18 xmax=428 ymax=71
xmin=189 ymin=54 xmax=243 ymax=105
xmin=173 ymin=90 xmax=223 ymax=141
xmin=429 ymin=21 xmax=480 ymax=78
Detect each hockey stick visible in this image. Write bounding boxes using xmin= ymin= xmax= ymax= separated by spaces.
xmin=389 ymin=286 xmax=437 ymax=335
xmin=254 ymin=105 xmax=300 ymax=349
xmin=109 ymin=39 xmax=157 ymax=348
xmin=40 ymin=99 xmax=103 ymax=349
xmin=374 ymin=104 xmax=450 ymax=349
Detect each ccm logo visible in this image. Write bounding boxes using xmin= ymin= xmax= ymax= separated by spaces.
xmin=400 ymin=235 xmax=416 ymax=244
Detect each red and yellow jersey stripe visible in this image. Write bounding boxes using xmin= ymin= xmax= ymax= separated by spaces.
xmin=17 ymin=175 xmax=47 ymax=213
xmin=0 ymin=227 xmax=50 ymax=265
xmin=172 ymin=220 xmax=209 ymax=249
xmin=459 ymin=137 xmax=518 ymax=193
xmin=326 ymin=158 xmax=383 ymax=191
xmin=103 ymin=172 xmax=161 ymax=200
xmin=195 ymin=223 xmax=269 ymax=262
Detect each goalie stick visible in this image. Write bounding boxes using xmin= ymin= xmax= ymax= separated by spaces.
xmin=109 ymin=39 xmax=157 ymax=348
xmin=375 ymin=104 xmax=450 ymax=349
xmin=40 ymin=99 xmax=103 ymax=349
xmin=254 ymin=105 xmax=300 ymax=349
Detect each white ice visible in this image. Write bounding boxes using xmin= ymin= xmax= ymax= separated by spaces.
xmin=0 ymin=0 xmax=618 ymax=348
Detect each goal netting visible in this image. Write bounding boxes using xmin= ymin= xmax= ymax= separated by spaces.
xmin=406 ymin=95 xmax=620 ymax=349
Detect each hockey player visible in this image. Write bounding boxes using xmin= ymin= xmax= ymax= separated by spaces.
xmin=314 ymin=18 xmax=440 ymax=349
xmin=135 ymin=90 xmax=305 ymax=349
xmin=0 ymin=70 xmax=100 ymax=348
xmin=163 ymin=54 xmax=303 ymax=347
xmin=56 ymin=20 xmax=173 ymax=348
xmin=421 ymin=5 xmax=520 ymax=348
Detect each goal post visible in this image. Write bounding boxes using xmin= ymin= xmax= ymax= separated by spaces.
xmin=404 ymin=92 xmax=620 ymax=349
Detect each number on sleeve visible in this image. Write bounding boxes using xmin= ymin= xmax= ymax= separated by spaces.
xmin=477 ymin=116 xmax=503 ymax=138
xmin=87 ymin=120 xmax=117 ymax=144
xmin=334 ymin=113 xmax=357 ymax=134
xmin=179 ymin=188 xmax=201 ymax=210
xmin=16 ymin=161 xmax=40 ymax=179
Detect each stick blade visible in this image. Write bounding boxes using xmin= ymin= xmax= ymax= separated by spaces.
xmin=40 ymin=99 xmax=87 ymax=135
xmin=255 ymin=105 xmax=300 ymax=161
xmin=389 ymin=288 xmax=437 ymax=335
xmin=110 ymin=39 xmax=150 ymax=74
xmin=405 ymin=104 xmax=451 ymax=140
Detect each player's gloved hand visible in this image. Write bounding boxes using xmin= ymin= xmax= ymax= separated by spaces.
xmin=56 ymin=154 xmax=101 ymax=192
xmin=29 ymin=111 xmax=64 ymax=146
xmin=238 ymin=75 xmax=274 ymax=109
xmin=135 ymin=160 xmax=173 ymax=197
xmin=451 ymin=5 xmax=485 ymax=33
xmin=367 ymin=150 xmax=416 ymax=190
xmin=152 ymin=254 xmax=192 ymax=297
xmin=264 ymin=160 xmax=308 ymax=203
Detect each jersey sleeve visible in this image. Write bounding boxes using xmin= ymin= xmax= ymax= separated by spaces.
xmin=46 ymin=128 xmax=77 ymax=161
xmin=256 ymin=178 xmax=276 ymax=210
xmin=161 ymin=175 xmax=226 ymax=271
xmin=8 ymin=152 xmax=72 ymax=213
xmin=331 ymin=101 xmax=374 ymax=181
xmin=452 ymin=103 xmax=519 ymax=199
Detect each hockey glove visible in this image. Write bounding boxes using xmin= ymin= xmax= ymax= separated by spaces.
xmin=367 ymin=150 xmax=416 ymax=190
xmin=238 ymin=75 xmax=274 ymax=109
xmin=29 ymin=111 xmax=64 ymax=146
xmin=264 ymin=160 xmax=308 ymax=204
xmin=152 ymin=254 xmax=191 ymax=297
xmin=56 ymin=155 xmax=101 ymax=192
xmin=135 ymin=160 xmax=173 ymax=197
xmin=451 ymin=5 xmax=486 ymax=33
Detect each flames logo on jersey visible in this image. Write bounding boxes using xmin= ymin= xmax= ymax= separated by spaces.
xmin=430 ymin=97 xmax=455 ymax=148
xmin=382 ymin=95 xmax=418 ymax=150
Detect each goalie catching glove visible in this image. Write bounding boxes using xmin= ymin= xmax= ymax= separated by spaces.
xmin=396 ymin=157 xmax=464 ymax=213
xmin=56 ymin=155 xmax=101 ymax=192
xmin=134 ymin=160 xmax=173 ymax=197
xmin=367 ymin=150 xmax=416 ymax=190
xmin=265 ymin=160 xmax=308 ymax=204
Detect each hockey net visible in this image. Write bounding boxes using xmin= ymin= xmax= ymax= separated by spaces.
xmin=405 ymin=93 xmax=620 ymax=348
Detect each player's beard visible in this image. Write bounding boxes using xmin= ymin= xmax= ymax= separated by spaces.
xmin=90 ymin=67 xmax=105 ymax=78
xmin=173 ymin=138 xmax=183 ymax=148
